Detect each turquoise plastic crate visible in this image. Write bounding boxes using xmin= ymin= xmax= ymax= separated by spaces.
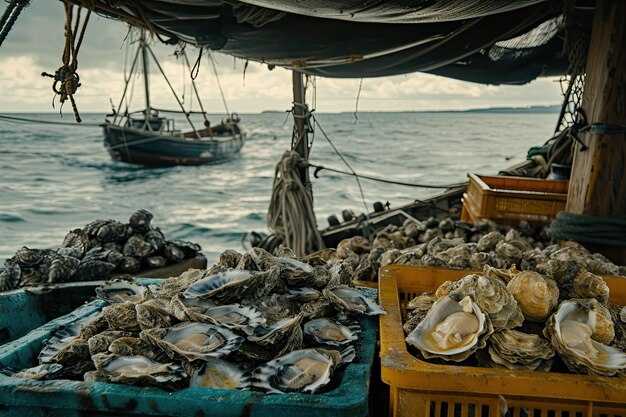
xmin=0 ymin=293 xmax=376 ymax=417
xmin=0 ymin=278 xmax=159 ymax=345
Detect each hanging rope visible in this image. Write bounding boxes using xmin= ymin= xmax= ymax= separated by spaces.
xmin=267 ymin=151 xmax=325 ymax=257
xmin=41 ymin=1 xmax=91 ymax=123
xmin=0 ymin=0 xmax=29 ymax=47
xmin=208 ymin=51 xmax=231 ymax=118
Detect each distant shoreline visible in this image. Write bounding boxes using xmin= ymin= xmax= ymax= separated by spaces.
xmin=1 ymin=105 xmax=560 ymax=115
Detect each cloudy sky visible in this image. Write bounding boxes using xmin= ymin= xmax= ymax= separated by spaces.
xmin=0 ymin=1 xmax=565 ymax=114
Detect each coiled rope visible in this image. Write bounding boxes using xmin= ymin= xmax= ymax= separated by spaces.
xmin=548 ymin=212 xmax=626 ymax=247
xmin=267 ymin=150 xmax=325 ymax=257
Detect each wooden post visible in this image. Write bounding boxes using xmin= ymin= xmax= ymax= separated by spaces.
xmin=292 ymin=71 xmax=311 ymax=190
xmin=565 ymin=0 xmax=626 ymax=264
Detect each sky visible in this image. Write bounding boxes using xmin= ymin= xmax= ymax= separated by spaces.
xmin=0 ymin=1 xmax=566 ymax=114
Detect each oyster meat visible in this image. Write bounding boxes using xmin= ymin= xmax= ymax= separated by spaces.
xmin=189 ymin=359 xmax=251 ymax=390
xmin=303 ymin=318 xmax=360 ymax=346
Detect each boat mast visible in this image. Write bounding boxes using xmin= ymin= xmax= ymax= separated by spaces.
xmin=140 ymin=31 xmax=151 ymax=128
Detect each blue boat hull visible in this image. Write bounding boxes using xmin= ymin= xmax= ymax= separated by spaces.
xmin=103 ymin=124 xmax=245 ymax=167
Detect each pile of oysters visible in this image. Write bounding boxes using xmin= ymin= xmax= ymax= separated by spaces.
xmin=404 ymin=261 xmax=626 ymax=376
xmin=14 ymin=247 xmax=384 ymax=394
xmin=315 ymin=217 xmax=625 ymax=282
xmin=0 ymin=209 xmax=202 ymax=292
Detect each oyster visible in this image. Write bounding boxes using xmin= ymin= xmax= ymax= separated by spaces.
xmin=506 ymin=271 xmax=559 ymax=321
xmin=479 ymin=329 xmax=555 ymax=371
xmin=96 ymin=221 xmax=127 ymax=243
xmin=91 ymin=353 xmax=187 ymax=391
xmin=183 ymin=268 xmax=280 ymax=303
xmin=447 ymin=274 xmax=523 ymax=330
xmin=14 ymin=363 xmax=64 ymax=380
xmin=117 ymin=256 xmax=142 ymax=273
xmin=47 ymin=254 xmax=80 ymax=283
xmin=303 ymin=318 xmax=360 ymax=346
xmin=251 ymin=348 xmax=350 ymax=394
xmin=404 ymin=292 xmax=438 ymax=334
xmin=324 ymin=286 xmax=386 ymax=316
xmin=123 ymin=235 xmax=155 ymax=259
xmin=61 ymin=229 xmax=89 ymax=259
xmin=103 ymin=302 xmax=141 ymax=331
xmin=145 ymin=256 xmax=167 ymax=268
xmin=96 ymin=280 xmax=148 ymax=303
xmin=544 ymin=261 xmax=609 ymax=303
xmin=108 ymin=337 xmax=169 ymax=362
xmin=189 ymin=359 xmax=251 ymax=390
xmin=39 ymin=311 xmax=103 ymax=363
xmin=87 ymin=330 xmax=135 ymax=355
xmin=129 ymin=209 xmax=153 ymax=233
xmin=141 ymin=322 xmax=244 ymax=361
xmin=406 ymin=295 xmax=494 ymax=362
xmin=135 ymin=300 xmax=178 ymax=330
xmin=544 ymin=299 xmax=626 ymax=376
xmin=164 ymin=243 xmax=185 ymax=263
xmin=189 ymin=304 xmax=265 ymax=335
xmin=0 ymin=259 xmax=21 ymax=292
xmin=248 ymin=315 xmax=303 ymax=348
xmin=285 ymin=288 xmax=322 ymax=303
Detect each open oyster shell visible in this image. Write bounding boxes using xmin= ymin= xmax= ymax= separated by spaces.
xmin=96 ymin=280 xmax=149 ymax=304
xmin=406 ymin=295 xmax=494 ymax=362
xmin=251 ymin=348 xmax=350 ymax=394
xmin=141 ymin=322 xmax=244 ymax=361
xmin=544 ymin=299 xmax=626 ymax=376
xmin=183 ymin=268 xmax=281 ymax=303
xmin=187 ymin=304 xmax=266 ymax=336
xmin=91 ymin=353 xmax=187 ymax=391
xmin=507 ymin=271 xmax=559 ymax=322
xmin=446 ymin=274 xmax=523 ymax=331
xmin=303 ymin=318 xmax=360 ymax=347
xmin=189 ymin=359 xmax=251 ymax=390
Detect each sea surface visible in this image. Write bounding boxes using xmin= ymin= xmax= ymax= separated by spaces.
xmin=0 ymin=111 xmax=558 ymax=263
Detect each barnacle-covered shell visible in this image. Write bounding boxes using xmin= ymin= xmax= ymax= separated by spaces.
xmin=189 ymin=359 xmax=251 ymax=390
xmin=141 ymin=322 xmax=244 ymax=361
xmin=406 ymin=295 xmax=493 ymax=362
xmin=303 ymin=318 xmax=360 ymax=346
xmin=251 ymin=348 xmax=343 ymax=394
xmin=96 ymin=280 xmax=148 ymax=303
xmin=323 ymin=286 xmax=386 ymax=316
xmin=91 ymin=353 xmax=187 ymax=391
xmin=480 ymin=329 xmax=555 ymax=371
xmin=447 ymin=274 xmax=523 ymax=330
xmin=544 ymin=299 xmax=626 ymax=376
xmin=506 ymin=271 xmax=559 ymax=321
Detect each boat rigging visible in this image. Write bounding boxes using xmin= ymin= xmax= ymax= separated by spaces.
xmin=102 ymin=31 xmax=245 ymax=167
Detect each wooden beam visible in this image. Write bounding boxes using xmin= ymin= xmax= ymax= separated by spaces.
xmin=565 ymin=0 xmax=626 ymax=264
xmin=566 ymin=0 xmax=626 ymax=216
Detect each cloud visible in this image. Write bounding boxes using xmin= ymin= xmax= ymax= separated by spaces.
xmin=0 ymin=1 xmax=565 ymax=113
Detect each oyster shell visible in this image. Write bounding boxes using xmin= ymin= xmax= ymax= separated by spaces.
xmin=303 ymin=318 xmax=360 ymax=346
xmin=183 ymin=268 xmax=280 ymax=304
xmin=91 ymin=353 xmax=187 ymax=391
xmin=251 ymin=348 xmax=348 ymax=394
xmin=14 ymin=363 xmax=64 ymax=380
xmin=544 ymin=299 xmax=626 ymax=376
xmin=141 ymin=322 xmax=244 ymax=361
xmin=129 ymin=209 xmax=153 ymax=233
xmin=544 ymin=261 xmax=609 ymax=303
xmin=135 ymin=301 xmax=178 ymax=330
xmin=96 ymin=280 xmax=148 ymax=303
xmin=506 ymin=271 xmax=559 ymax=322
xmin=324 ymin=286 xmax=386 ymax=316
xmin=480 ymin=329 xmax=555 ymax=371
xmin=447 ymin=274 xmax=523 ymax=331
xmin=189 ymin=359 xmax=251 ymax=390
xmin=87 ymin=330 xmax=135 ymax=355
xmin=406 ymin=295 xmax=494 ymax=362
xmin=189 ymin=304 xmax=265 ymax=336
xmin=103 ymin=302 xmax=141 ymax=332
xmin=285 ymin=288 xmax=322 ymax=303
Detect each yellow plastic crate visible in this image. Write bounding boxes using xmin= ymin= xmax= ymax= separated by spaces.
xmin=461 ymin=173 xmax=568 ymax=224
xmin=378 ymin=265 xmax=626 ymax=417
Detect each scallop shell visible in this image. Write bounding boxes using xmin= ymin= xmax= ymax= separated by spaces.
xmin=506 ymin=271 xmax=559 ymax=322
xmin=406 ymin=295 xmax=494 ymax=362
xmin=189 ymin=359 xmax=251 ymax=390
xmin=141 ymin=322 xmax=244 ymax=361
xmin=544 ymin=299 xmax=626 ymax=376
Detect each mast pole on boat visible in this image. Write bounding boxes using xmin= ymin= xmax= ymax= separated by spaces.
xmin=140 ymin=31 xmax=152 ymax=129
xmin=565 ymin=0 xmax=625 ymax=264
xmin=291 ymin=71 xmax=311 ymax=189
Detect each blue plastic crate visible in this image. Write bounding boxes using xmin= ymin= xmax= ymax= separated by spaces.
xmin=0 ymin=278 xmax=160 ymax=345
xmin=0 ymin=291 xmax=377 ymax=417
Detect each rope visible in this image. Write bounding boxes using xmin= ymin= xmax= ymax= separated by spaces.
xmin=306 ymin=161 xmax=467 ymax=189
xmin=208 ymin=51 xmax=231 ymax=119
xmin=41 ymin=1 xmax=91 ymax=123
xmin=267 ymin=150 xmax=325 ymax=257
xmin=0 ymin=0 xmax=29 ymax=47
xmin=0 ymin=114 xmax=101 ymax=126
xmin=548 ymin=212 xmax=626 ymax=247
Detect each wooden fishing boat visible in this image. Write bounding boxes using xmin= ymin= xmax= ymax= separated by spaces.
xmin=103 ymin=113 xmax=245 ymax=167
xmin=103 ymin=32 xmax=244 ymax=167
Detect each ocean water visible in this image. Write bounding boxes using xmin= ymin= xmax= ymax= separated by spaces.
xmin=0 ymin=111 xmax=558 ymax=263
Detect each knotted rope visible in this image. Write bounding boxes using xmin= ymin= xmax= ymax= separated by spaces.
xmin=41 ymin=1 xmax=91 ymax=123
xmin=267 ymin=151 xmax=325 ymax=257
xmin=0 ymin=0 xmax=29 ymax=47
